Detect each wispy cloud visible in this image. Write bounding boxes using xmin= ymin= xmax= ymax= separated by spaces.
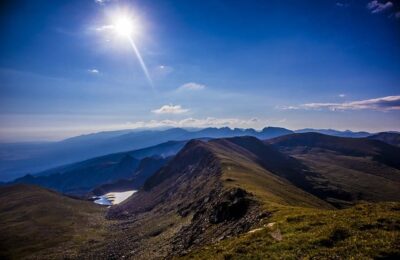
xmin=367 ymin=1 xmax=393 ymax=14
xmin=95 ymin=25 xmax=114 ymax=32
xmin=339 ymin=94 xmax=346 ymax=98
xmin=94 ymin=0 xmax=114 ymax=5
xmin=178 ymin=82 xmax=206 ymax=91
xmin=336 ymin=2 xmax=349 ymax=8
xmin=88 ymin=69 xmax=99 ymax=74
xmin=152 ymin=104 xmax=189 ymax=114
xmin=280 ymin=95 xmax=400 ymax=112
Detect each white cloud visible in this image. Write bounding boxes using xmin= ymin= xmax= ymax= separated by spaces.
xmin=395 ymin=11 xmax=400 ymax=19
xmin=178 ymin=82 xmax=206 ymax=91
xmin=367 ymin=1 xmax=393 ymax=14
xmin=339 ymin=94 xmax=346 ymax=98
xmin=281 ymin=95 xmax=400 ymax=112
xmin=88 ymin=69 xmax=99 ymax=74
xmin=152 ymin=104 xmax=189 ymax=114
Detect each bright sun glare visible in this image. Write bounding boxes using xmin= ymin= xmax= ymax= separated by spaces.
xmin=113 ymin=15 xmax=136 ymax=37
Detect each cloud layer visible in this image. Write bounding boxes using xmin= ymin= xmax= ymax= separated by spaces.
xmin=152 ymin=104 xmax=189 ymax=114
xmin=282 ymin=95 xmax=400 ymax=111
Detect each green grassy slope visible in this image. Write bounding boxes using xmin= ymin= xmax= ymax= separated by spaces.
xmin=0 ymin=184 xmax=107 ymax=259
xmin=182 ymin=202 xmax=400 ymax=259
xmin=207 ymin=137 xmax=332 ymax=209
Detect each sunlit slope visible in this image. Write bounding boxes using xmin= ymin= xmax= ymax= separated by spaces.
xmin=206 ymin=137 xmax=332 ymax=209
xmin=0 ymin=184 xmax=107 ymax=259
xmin=182 ymin=202 xmax=400 ymax=259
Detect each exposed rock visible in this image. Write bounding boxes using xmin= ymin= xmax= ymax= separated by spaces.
xmin=209 ymin=188 xmax=251 ymax=223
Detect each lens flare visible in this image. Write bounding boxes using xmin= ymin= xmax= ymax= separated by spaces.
xmin=106 ymin=12 xmax=153 ymax=89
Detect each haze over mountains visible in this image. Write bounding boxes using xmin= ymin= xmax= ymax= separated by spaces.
xmin=0 ymin=126 xmax=389 ymax=181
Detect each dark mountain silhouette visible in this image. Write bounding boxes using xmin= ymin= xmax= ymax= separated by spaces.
xmin=295 ymin=128 xmax=371 ymax=138
xmin=10 ymin=140 xmax=185 ymax=195
xmin=368 ymin=132 xmax=400 ymax=147
xmin=13 ymin=154 xmax=140 ymax=195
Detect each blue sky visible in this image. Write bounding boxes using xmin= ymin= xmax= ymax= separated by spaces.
xmin=0 ymin=0 xmax=399 ymax=141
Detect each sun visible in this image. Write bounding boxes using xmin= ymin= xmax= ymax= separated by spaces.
xmin=112 ymin=15 xmax=137 ymax=37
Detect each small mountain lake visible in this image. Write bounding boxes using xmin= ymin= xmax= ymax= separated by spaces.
xmin=93 ymin=190 xmax=137 ymax=206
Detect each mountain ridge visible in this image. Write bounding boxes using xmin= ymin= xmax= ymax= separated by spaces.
xmin=0 ymin=126 xmax=378 ymax=181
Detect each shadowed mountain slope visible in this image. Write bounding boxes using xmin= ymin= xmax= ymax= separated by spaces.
xmin=268 ymin=133 xmax=400 ymax=206
xmin=10 ymin=140 xmax=186 ymax=195
xmin=368 ymin=132 xmax=400 ymax=147
xmin=92 ymin=156 xmax=170 ymax=196
xmin=13 ymin=155 xmax=140 ymax=195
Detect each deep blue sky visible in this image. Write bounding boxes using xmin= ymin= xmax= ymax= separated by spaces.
xmin=0 ymin=0 xmax=399 ymax=141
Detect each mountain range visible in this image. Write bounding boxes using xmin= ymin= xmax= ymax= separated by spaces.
xmin=1 ymin=126 xmax=394 ymax=182
xmin=11 ymin=140 xmax=185 ymax=195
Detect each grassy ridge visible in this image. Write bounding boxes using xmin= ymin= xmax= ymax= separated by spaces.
xmin=181 ymin=202 xmax=400 ymax=259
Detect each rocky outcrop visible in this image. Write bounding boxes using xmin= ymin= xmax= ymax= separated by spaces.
xmin=172 ymin=188 xmax=267 ymax=256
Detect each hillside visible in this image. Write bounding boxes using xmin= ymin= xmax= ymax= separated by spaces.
xmin=183 ymin=202 xmax=400 ymax=259
xmin=368 ymin=132 xmax=400 ymax=147
xmin=0 ymin=184 xmax=107 ymax=259
xmin=268 ymin=133 xmax=400 ymax=206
